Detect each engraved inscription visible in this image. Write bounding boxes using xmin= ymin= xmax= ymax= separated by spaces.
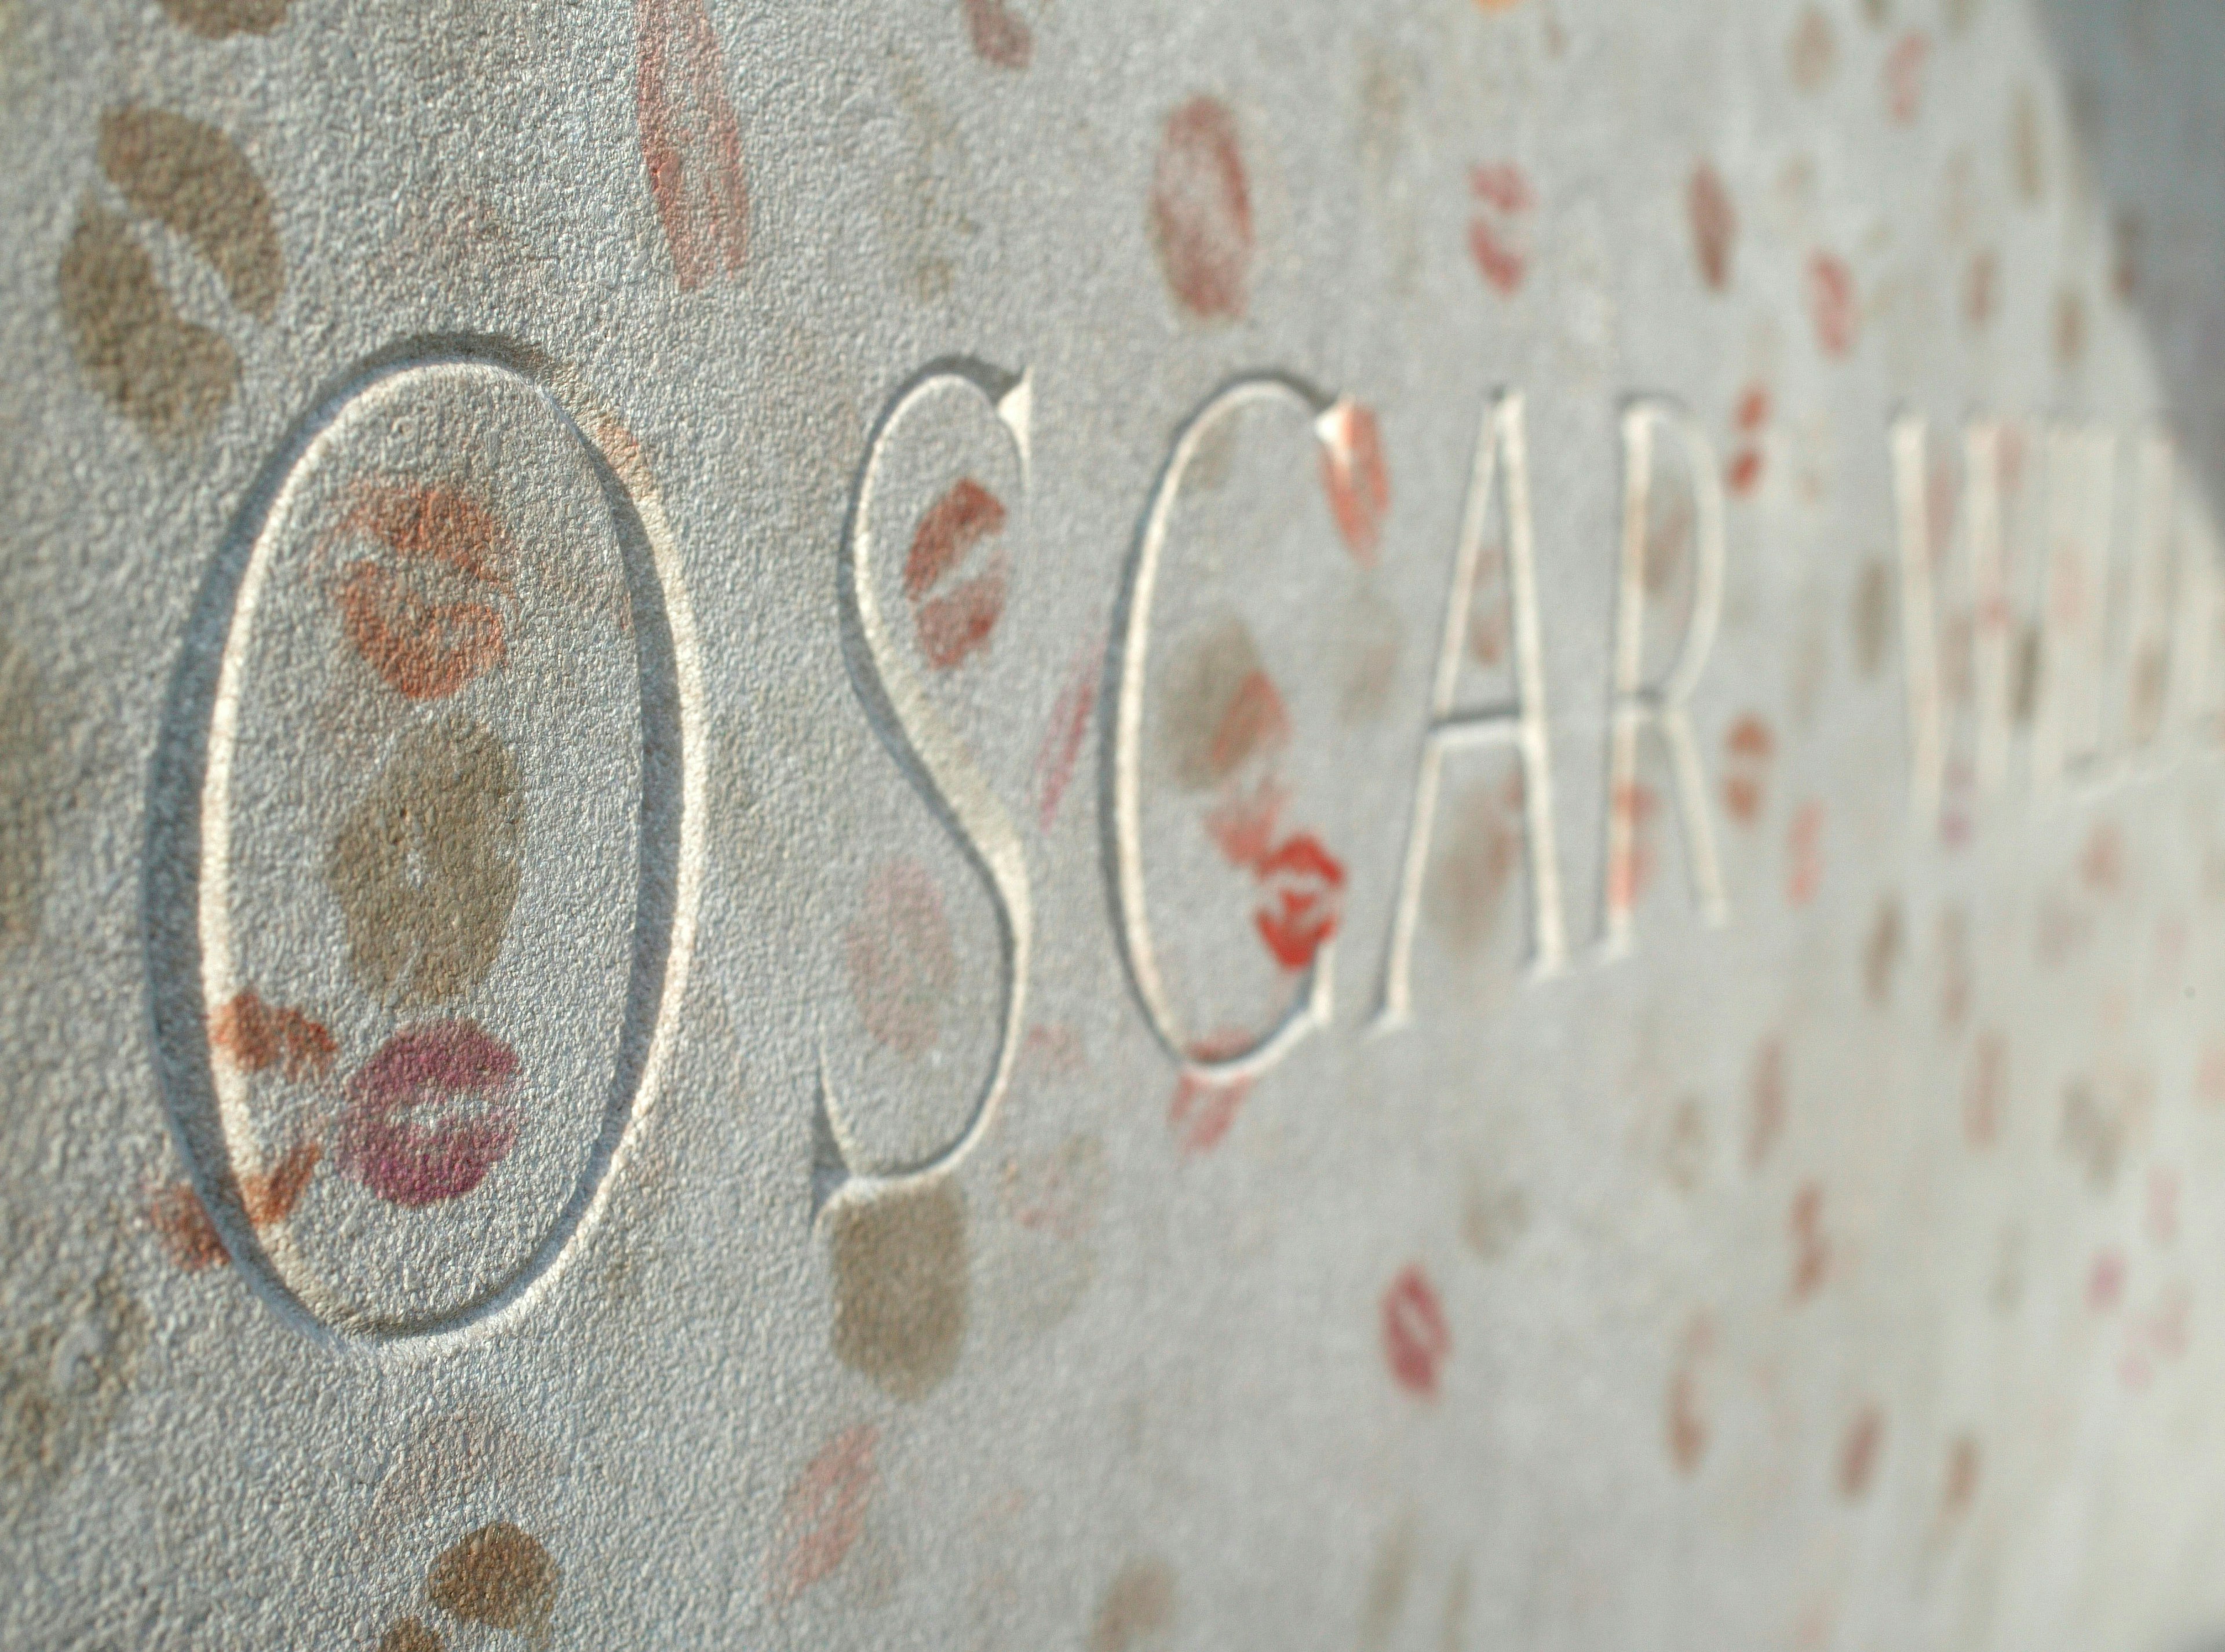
xmin=144 ymin=341 xmax=702 ymax=1347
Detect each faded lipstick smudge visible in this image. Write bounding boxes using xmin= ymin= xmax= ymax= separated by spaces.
xmin=636 ymin=0 xmax=750 ymax=291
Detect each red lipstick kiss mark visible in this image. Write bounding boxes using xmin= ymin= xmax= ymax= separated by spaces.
xmin=1883 ymin=31 xmax=1929 ymax=125
xmin=905 ymin=476 xmax=1009 ymax=671
xmin=1381 ymin=1263 xmax=1449 ymax=1397
xmin=1466 ymin=162 xmax=1532 ymax=296
xmin=960 ymin=0 xmax=1032 ymax=68
xmin=334 ymin=482 xmax=514 ymax=701
xmin=210 ymin=989 xmax=336 ymax=1081
xmin=334 ymin=1020 xmax=521 ymax=1208
xmin=1726 ymin=381 xmax=1769 ymax=495
xmin=1252 ymin=832 xmax=1345 ymax=971
xmin=1806 ymin=251 xmax=1857 ymax=357
xmin=1033 ymin=639 xmax=1099 ymax=831
xmin=636 ymin=0 xmax=750 ymax=292
xmin=1150 ymin=96 xmax=1252 ymax=320
xmin=1688 ymin=161 xmax=1735 ymax=292
xmin=772 ymin=1424 xmax=878 ymax=1604
xmin=1721 ymin=714 xmax=1774 ymax=825
xmin=1317 ymin=399 xmax=1391 ymax=564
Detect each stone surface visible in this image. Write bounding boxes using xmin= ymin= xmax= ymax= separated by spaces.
xmin=5 ymin=1 xmax=2225 ymax=1646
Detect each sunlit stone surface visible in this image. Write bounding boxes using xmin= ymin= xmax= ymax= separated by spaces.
xmin=5 ymin=2 xmax=2225 ymax=1646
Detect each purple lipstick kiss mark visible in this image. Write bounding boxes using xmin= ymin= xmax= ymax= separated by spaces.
xmin=335 ymin=1020 xmax=521 ymax=1207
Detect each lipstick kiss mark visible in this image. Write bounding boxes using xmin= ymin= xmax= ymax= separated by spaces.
xmin=1317 ymin=399 xmax=1391 ymax=564
xmin=334 ymin=482 xmax=515 ymax=702
xmin=771 ymin=1424 xmax=878 ymax=1604
xmin=155 ymin=0 xmax=288 ymax=35
xmin=1721 ymin=713 xmax=1774 ymax=825
xmin=1790 ymin=1181 xmax=1829 ymax=1300
xmin=210 ymin=989 xmax=336 ymax=1081
xmin=326 ymin=717 xmax=523 ymax=1009
xmin=98 ymin=107 xmax=283 ymax=322
xmin=334 ymin=1020 xmax=521 ymax=1208
xmin=844 ymin=859 xmax=958 ymax=1058
xmin=1687 ymin=161 xmax=1735 ymax=292
xmin=1033 ymin=638 xmax=1100 ymax=831
xmin=1883 ymin=31 xmax=1929 ymax=125
xmin=1606 ymin=782 xmax=1659 ymax=910
xmin=1252 ymin=831 xmax=1344 ymax=972
xmin=960 ymin=0 xmax=1032 ymax=68
xmin=148 ymin=1136 xmax=322 ymax=1272
xmin=1726 ymin=381 xmax=1769 ymax=495
xmin=1381 ymin=1263 xmax=1449 ymax=1397
xmin=1465 ymin=162 xmax=1532 ymax=296
xmin=1806 ymin=251 xmax=1857 ymax=357
xmin=1166 ymin=1029 xmax=1256 ymax=1156
xmin=1785 ymin=800 xmax=1825 ymax=906
xmin=906 ymin=477 xmax=1009 ymax=671
xmin=636 ymin=0 xmax=750 ymax=292
xmin=1150 ymin=96 xmax=1252 ymax=320
xmin=58 ymin=199 xmax=238 ymax=439
xmin=1203 ymin=773 xmax=1288 ymax=872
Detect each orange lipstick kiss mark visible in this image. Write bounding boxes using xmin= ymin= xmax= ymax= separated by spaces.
xmin=334 ymin=482 xmax=514 ymax=701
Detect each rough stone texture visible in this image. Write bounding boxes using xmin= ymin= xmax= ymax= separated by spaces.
xmin=4 ymin=1 xmax=2225 ymax=1646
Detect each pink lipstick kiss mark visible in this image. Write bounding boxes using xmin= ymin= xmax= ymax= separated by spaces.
xmin=1381 ymin=1264 xmax=1449 ymax=1397
xmin=1252 ymin=831 xmax=1345 ymax=971
xmin=1318 ymin=399 xmax=1391 ymax=564
xmin=1166 ymin=1029 xmax=1256 ymax=1157
xmin=1466 ymin=162 xmax=1532 ymax=296
xmin=905 ymin=476 xmax=1009 ymax=672
xmin=636 ymin=0 xmax=749 ymax=292
xmin=771 ymin=1424 xmax=878 ymax=1605
xmin=960 ymin=0 xmax=1032 ymax=68
xmin=334 ymin=1020 xmax=521 ymax=1208
xmin=1150 ymin=96 xmax=1252 ymax=320
xmin=1883 ymin=31 xmax=1929 ymax=125
xmin=1204 ymin=774 xmax=1289 ymax=872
